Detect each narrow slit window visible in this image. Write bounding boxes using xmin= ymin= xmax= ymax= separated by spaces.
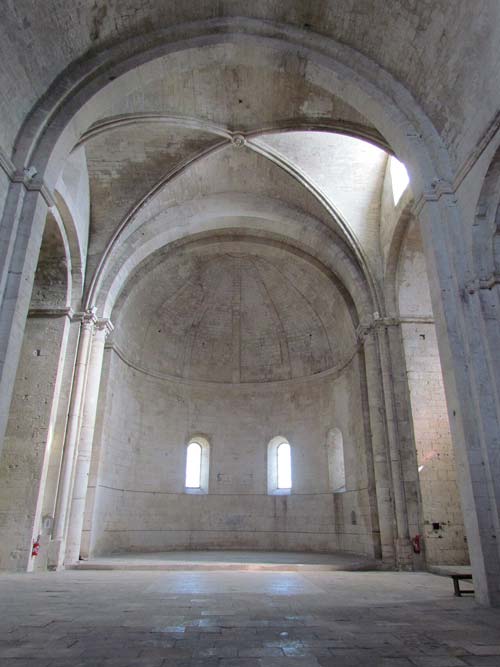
xmin=390 ymin=156 xmax=410 ymax=205
xmin=277 ymin=441 xmax=292 ymax=489
xmin=185 ymin=441 xmax=202 ymax=488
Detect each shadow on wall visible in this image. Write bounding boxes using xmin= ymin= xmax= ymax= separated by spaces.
xmin=397 ymin=219 xmax=469 ymax=566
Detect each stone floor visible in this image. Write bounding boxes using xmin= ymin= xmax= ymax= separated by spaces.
xmin=74 ymin=550 xmax=380 ymax=571
xmin=0 ymin=569 xmax=499 ymax=666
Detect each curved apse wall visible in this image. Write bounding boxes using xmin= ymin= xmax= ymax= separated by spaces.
xmin=84 ymin=239 xmax=378 ymax=557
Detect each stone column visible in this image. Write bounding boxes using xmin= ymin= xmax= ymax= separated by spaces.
xmin=377 ymin=320 xmax=422 ymax=567
xmin=42 ymin=317 xmax=82 ymax=539
xmin=0 ymin=180 xmax=52 ymax=457
xmin=79 ymin=344 xmax=112 ymax=560
xmin=418 ymin=195 xmax=500 ymax=605
xmin=362 ymin=320 xmax=420 ymax=568
xmin=64 ymin=318 xmax=113 ymax=565
xmin=49 ymin=310 xmax=96 ymax=569
xmin=360 ymin=327 xmax=398 ymax=565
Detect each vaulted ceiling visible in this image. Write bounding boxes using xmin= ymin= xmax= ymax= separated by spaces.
xmin=83 ymin=127 xmax=388 ymax=300
xmin=1 ymin=1 xmax=498 ymax=169
xmin=3 ymin=1 xmax=497 ymax=342
xmin=113 ymin=238 xmax=356 ymax=384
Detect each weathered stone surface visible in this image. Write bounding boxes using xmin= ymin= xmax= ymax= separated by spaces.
xmin=0 ymin=569 xmax=498 ymax=665
xmin=0 ymin=0 xmax=499 ymax=611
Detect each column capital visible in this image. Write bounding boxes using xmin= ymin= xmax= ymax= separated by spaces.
xmin=412 ymin=179 xmax=456 ymax=216
xmin=356 ymin=321 xmax=373 ymax=342
xmin=356 ymin=315 xmax=402 ymax=343
xmin=0 ymin=143 xmax=56 ymax=208
xmin=77 ymin=308 xmax=98 ymax=331
xmin=10 ymin=170 xmax=56 ymax=207
xmin=95 ymin=318 xmax=114 ymax=337
xmin=464 ymin=273 xmax=500 ymax=295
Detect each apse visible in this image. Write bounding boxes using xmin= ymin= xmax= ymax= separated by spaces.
xmin=85 ymin=236 xmax=379 ymax=557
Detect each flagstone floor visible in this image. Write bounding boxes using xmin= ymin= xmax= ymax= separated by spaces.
xmin=0 ymin=568 xmax=499 ymax=666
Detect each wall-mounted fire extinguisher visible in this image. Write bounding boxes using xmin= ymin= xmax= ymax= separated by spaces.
xmin=411 ymin=534 xmax=421 ymax=554
xmin=32 ymin=536 xmax=40 ymax=557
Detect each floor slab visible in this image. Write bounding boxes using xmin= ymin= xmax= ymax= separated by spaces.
xmin=1 ymin=569 xmax=498 ymax=666
xmin=72 ymin=550 xmax=381 ymax=572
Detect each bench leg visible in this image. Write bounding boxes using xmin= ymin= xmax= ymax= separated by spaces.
xmin=453 ymin=578 xmax=461 ymax=597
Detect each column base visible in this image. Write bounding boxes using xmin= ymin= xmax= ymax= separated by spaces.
xmin=47 ymin=539 xmax=67 ymax=571
xmin=381 ymin=543 xmax=396 ymax=567
xmin=395 ymin=538 xmax=415 ymax=570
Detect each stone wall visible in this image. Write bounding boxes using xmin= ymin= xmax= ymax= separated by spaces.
xmin=0 ymin=314 xmax=68 ymax=570
xmin=86 ymin=349 xmax=377 ymax=557
xmin=398 ymin=220 xmax=468 ymax=565
xmin=0 ymin=213 xmax=72 ymax=571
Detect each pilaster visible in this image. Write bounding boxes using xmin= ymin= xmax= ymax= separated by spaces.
xmin=64 ymin=317 xmax=113 ymax=565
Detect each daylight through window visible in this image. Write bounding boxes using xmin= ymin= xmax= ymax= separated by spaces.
xmin=185 ymin=441 xmax=202 ymax=488
xmin=390 ymin=156 xmax=410 ymax=205
xmin=277 ymin=441 xmax=292 ymax=489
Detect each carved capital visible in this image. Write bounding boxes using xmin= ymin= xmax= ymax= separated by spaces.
xmin=10 ymin=167 xmax=56 ymax=207
xmin=79 ymin=308 xmax=98 ymax=331
xmin=356 ymin=314 xmax=403 ymax=343
xmin=356 ymin=320 xmax=374 ymax=343
xmin=95 ymin=318 xmax=114 ymax=338
xmin=464 ymin=273 xmax=500 ymax=295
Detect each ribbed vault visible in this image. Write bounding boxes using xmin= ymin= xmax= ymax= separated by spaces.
xmin=83 ymin=130 xmax=389 ymax=315
xmin=113 ymin=238 xmax=356 ymax=384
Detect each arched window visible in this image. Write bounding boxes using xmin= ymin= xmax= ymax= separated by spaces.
xmin=327 ymin=428 xmax=346 ymax=493
xmin=185 ymin=437 xmax=210 ymax=494
xmin=267 ymin=436 xmax=292 ymax=494
xmin=185 ymin=441 xmax=202 ymax=488
xmin=277 ymin=442 xmax=292 ymax=489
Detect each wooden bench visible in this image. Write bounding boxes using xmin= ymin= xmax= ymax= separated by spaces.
xmin=429 ymin=566 xmax=474 ymax=597
xmin=450 ymin=573 xmax=474 ymax=597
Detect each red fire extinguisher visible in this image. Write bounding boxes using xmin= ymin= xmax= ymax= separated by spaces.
xmin=32 ymin=536 xmax=40 ymax=557
xmin=411 ymin=534 xmax=421 ymax=554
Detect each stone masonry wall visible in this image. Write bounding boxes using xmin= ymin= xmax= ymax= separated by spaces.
xmin=398 ymin=220 xmax=468 ymax=565
xmin=0 ymin=315 xmax=67 ymax=570
xmin=86 ymin=349 xmax=377 ymax=557
xmin=401 ymin=323 xmax=468 ymax=564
